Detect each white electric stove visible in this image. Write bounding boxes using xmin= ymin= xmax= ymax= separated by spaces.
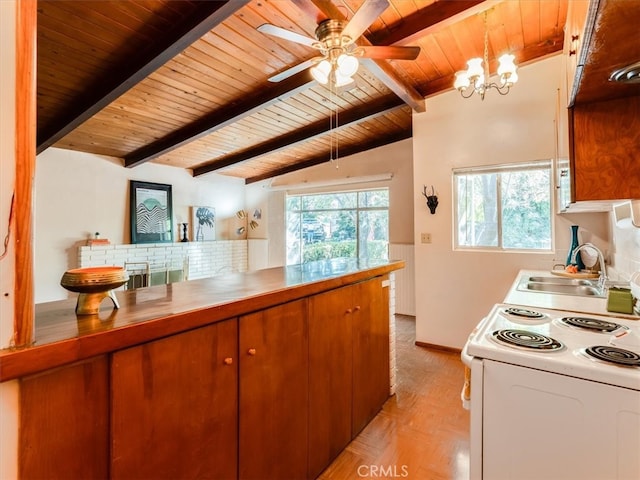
xmin=462 ymin=303 xmax=640 ymax=480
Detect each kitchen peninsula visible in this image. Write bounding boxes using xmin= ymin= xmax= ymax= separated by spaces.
xmin=1 ymin=259 xmax=403 ymax=479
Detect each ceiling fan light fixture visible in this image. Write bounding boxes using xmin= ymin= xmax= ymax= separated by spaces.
xmin=333 ymin=70 xmax=355 ymax=87
xmin=310 ymin=59 xmax=332 ymax=84
xmin=337 ymin=53 xmax=359 ymax=77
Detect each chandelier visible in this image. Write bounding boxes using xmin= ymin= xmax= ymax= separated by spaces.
xmin=453 ymin=13 xmax=518 ymax=100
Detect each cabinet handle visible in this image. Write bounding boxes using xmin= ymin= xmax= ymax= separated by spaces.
xmin=354 ymin=305 xmax=361 ymax=312
xmin=345 ymin=308 xmax=352 ymax=314
xmin=247 ymin=348 xmax=257 ymax=356
xmin=223 ymin=357 xmax=233 ymax=365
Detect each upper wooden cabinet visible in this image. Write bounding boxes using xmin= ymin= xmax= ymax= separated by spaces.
xmin=564 ymin=0 xmax=591 ymax=107
xmin=570 ymin=97 xmax=640 ymax=202
xmin=566 ymin=0 xmax=640 ymax=107
xmin=563 ymin=0 xmax=640 ymax=205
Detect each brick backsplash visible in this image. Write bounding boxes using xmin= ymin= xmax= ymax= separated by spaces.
xmin=79 ymin=241 xmax=248 ymax=281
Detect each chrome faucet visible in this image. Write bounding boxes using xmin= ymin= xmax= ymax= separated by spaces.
xmin=571 ymin=243 xmax=608 ymax=288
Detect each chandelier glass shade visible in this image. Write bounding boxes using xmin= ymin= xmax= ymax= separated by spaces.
xmin=453 ymin=14 xmax=518 ymax=100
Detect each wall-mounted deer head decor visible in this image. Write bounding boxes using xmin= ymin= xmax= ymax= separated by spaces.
xmin=422 ymin=185 xmax=438 ymax=214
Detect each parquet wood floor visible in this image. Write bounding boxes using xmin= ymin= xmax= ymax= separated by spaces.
xmin=318 ymin=315 xmax=470 ymax=480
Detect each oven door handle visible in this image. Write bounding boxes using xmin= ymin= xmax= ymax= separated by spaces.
xmin=461 ymin=339 xmax=473 ymax=367
xmin=461 ymin=316 xmax=487 ymax=367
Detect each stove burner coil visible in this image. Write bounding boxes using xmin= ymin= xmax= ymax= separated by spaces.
xmin=561 ymin=317 xmax=622 ymax=333
xmin=504 ymin=307 xmax=545 ymax=319
xmin=492 ymin=329 xmax=564 ymax=351
xmin=585 ymin=346 xmax=640 ymax=367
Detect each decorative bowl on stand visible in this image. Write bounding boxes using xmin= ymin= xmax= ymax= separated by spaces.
xmin=60 ymin=266 xmax=128 ymax=315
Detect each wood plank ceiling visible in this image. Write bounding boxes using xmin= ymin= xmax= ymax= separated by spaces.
xmin=37 ymin=0 xmax=568 ymax=183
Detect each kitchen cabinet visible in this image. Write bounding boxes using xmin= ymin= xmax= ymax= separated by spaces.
xmin=352 ymin=276 xmax=390 ymax=435
xmin=238 ymin=299 xmax=309 ymax=480
xmin=111 ymin=319 xmax=238 ymax=480
xmin=561 ymin=0 xmax=640 ymax=208
xmin=308 ymin=285 xmax=354 ymax=479
xmin=570 ymin=96 xmax=640 ymax=202
xmin=19 ymin=356 xmax=110 ymax=479
xmin=12 ymin=263 xmax=399 ymax=480
xmin=308 ymin=276 xmax=390 ymax=478
xmin=563 ymin=0 xmax=591 ymax=107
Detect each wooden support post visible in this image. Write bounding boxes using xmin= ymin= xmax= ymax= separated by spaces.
xmin=13 ymin=0 xmax=36 ymax=347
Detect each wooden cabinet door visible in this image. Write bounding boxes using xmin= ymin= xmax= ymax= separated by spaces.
xmin=352 ymin=277 xmax=390 ymax=435
xmin=564 ymin=0 xmax=590 ymax=106
xmin=571 ymin=96 xmax=640 ymax=201
xmin=20 ymin=356 xmax=110 ymax=479
xmin=239 ymin=299 xmax=309 ymax=480
xmin=111 ymin=319 xmax=238 ymax=480
xmin=308 ymin=286 xmax=354 ymax=479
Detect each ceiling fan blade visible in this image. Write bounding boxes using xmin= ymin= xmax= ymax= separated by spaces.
xmin=341 ymin=0 xmax=389 ymax=43
xmin=359 ymin=45 xmax=420 ymax=60
xmin=257 ymin=23 xmax=317 ymax=47
xmin=268 ymin=58 xmax=317 ymax=82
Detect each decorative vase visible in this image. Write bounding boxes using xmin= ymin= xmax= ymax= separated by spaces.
xmin=181 ymin=223 xmax=189 ymax=242
xmin=566 ymin=225 xmax=585 ymax=270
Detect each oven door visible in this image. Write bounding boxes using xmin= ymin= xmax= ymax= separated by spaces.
xmin=461 ymin=338 xmax=485 ymax=480
xmin=482 ymin=359 xmax=640 ymax=480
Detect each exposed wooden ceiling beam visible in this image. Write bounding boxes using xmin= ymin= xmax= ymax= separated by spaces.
xmin=297 ymin=0 xmax=425 ymax=112
xmin=370 ymin=0 xmax=498 ymax=46
xmin=124 ymin=70 xmax=316 ymax=168
xmin=193 ymin=96 xmax=406 ymax=177
xmin=36 ymin=0 xmax=249 ymax=155
xmin=245 ymin=128 xmax=412 ymax=184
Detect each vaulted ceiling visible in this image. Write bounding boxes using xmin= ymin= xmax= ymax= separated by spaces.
xmin=37 ymin=0 xmax=570 ymax=183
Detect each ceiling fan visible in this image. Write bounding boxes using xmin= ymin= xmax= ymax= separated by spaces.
xmin=258 ymin=0 xmax=420 ymax=87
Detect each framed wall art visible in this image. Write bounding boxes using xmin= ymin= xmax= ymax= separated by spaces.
xmin=192 ymin=206 xmax=215 ymax=241
xmin=129 ymin=180 xmax=173 ymax=244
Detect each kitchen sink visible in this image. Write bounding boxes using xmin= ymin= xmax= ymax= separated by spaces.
xmin=527 ymin=276 xmax=594 ymax=286
xmin=517 ymin=276 xmax=605 ymax=298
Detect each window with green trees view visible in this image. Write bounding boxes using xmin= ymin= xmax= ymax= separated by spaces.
xmin=286 ymin=189 xmax=389 ymax=265
xmin=453 ymin=160 xmax=552 ymax=250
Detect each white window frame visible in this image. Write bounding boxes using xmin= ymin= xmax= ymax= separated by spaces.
xmin=285 ymin=188 xmax=390 ymax=265
xmin=452 ymin=159 xmax=554 ymax=252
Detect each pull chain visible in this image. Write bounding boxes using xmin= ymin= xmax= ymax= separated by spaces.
xmin=329 ymin=80 xmax=339 ymax=169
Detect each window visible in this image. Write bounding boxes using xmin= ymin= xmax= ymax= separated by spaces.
xmin=286 ymin=189 xmax=389 ymax=265
xmin=453 ymin=161 xmax=552 ymax=251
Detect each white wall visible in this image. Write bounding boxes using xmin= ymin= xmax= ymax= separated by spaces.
xmin=0 ymin=1 xmax=18 ymax=477
xmin=412 ymin=54 xmax=609 ymax=349
xmin=246 ymin=138 xmax=415 ymax=267
xmin=35 ymin=148 xmax=246 ymax=303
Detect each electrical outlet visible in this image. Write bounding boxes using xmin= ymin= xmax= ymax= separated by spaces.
xmin=421 ymin=233 xmax=432 ymax=244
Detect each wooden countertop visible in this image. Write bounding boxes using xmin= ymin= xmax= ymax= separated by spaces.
xmin=0 ymin=259 xmax=404 ymax=382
